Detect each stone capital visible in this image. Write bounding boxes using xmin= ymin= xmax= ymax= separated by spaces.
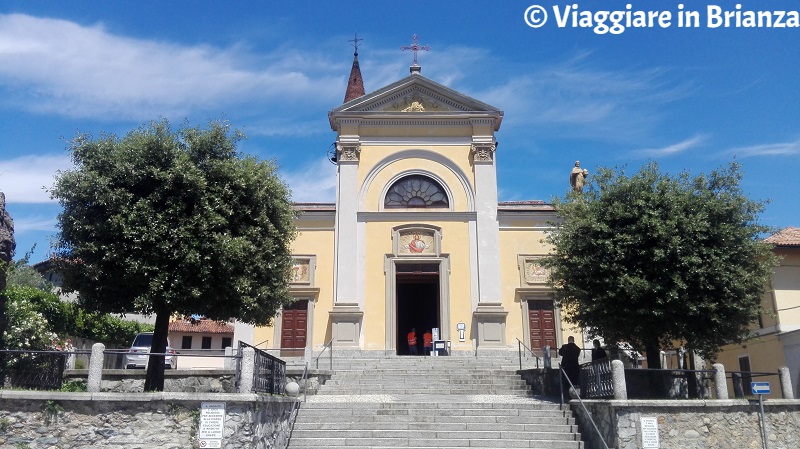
xmin=470 ymin=143 xmax=496 ymax=163
xmin=337 ymin=144 xmax=361 ymax=163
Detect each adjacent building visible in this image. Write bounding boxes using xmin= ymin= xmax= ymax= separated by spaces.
xmin=715 ymin=227 xmax=800 ymax=397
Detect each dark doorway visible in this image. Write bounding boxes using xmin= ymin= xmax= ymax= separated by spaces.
xmin=280 ymin=300 xmax=308 ymax=357
xmin=396 ymin=264 xmax=440 ymax=355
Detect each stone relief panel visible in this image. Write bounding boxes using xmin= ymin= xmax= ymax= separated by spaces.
xmin=523 ymin=256 xmax=549 ymax=284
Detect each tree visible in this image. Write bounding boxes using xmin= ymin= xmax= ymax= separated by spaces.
xmin=51 ymin=119 xmax=297 ymax=390
xmin=0 ymin=191 xmax=16 ymax=383
xmin=542 ymin=161 xmax=777 ymax=369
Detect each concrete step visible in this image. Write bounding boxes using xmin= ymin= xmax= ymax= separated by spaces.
xmin=294 ymin=414 xmax=575 ymax=425
xmin=288 ymin=438 xmax=582 ymax=449
xmin=287 ymin=352 xmax=582 ymax=449
xmin=290 ymin=430 xmax=580 ymax=441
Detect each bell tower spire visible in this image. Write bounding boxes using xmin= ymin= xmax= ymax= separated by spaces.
xmin=343 ymin=33 xmax=365 ymax=103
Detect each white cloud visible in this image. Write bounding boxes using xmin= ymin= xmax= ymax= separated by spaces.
xmin=0 ymin=13 xmax=344 ymax=120
xmin=727 ymin=139 xmax=800 ymax=158
xmin=0 ymin=154 xmax=72 ymax=203
xmin=633 ymin=135 xmax=706 ymax=158
xmin=281 ymin=158 xmax=337 ymax=203
xmin=10 ymin=214 xmax=58 ymax=234
xmin=468 ymin=55 xmax=690 ymax=143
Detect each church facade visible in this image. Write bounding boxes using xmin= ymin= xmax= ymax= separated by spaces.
xmin=251 ymin=54 xmax=573 ymax=357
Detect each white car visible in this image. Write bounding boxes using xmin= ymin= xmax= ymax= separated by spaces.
xmin=124 ymin=332 xmax=177 ymax=369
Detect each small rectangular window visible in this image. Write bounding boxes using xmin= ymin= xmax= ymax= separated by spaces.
xmin=221 ymin=337 xmax=232 ymax=349
xmin=201 ymin=336 xmax=212 ymax=349
xmin=181 ymin=335 xmax=192 ymax=350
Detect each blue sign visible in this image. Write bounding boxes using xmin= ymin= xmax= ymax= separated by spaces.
xmin=751 ymin=381 xmax=771 ymax=395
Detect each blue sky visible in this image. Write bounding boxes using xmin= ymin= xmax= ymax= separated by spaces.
xmin=1 ymin=1 xmax=799 ymax=263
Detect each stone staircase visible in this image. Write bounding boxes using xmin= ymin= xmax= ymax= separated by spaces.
xmin=288 ymin=354 xmax=583 ymax=449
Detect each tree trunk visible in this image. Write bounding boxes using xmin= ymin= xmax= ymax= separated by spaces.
xmin=645 ymin=337 xmax=665 ymax=398
xmin=143 ymin=310 xmax=171 ymax=392
xmin=645 ymin=338 xmax=662 ymax=369
xmin=685 ymin=348 xmax=700 ymax=399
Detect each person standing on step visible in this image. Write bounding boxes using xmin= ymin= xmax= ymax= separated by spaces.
xmin=407 ymin=328 xmax=418 ymax=355
xmin=558 ymin=336 xmax=582 ymax=394
xmin=591 ymin=339 xmax=607 ymax=361
xmin=423 ymin=329 xmax=433 ymax=356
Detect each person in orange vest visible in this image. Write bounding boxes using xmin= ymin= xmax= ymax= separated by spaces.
xmin=423 ymin=330 xmax=433 ymax=356
xmin=407 ymin=328 xmax=418 ymax=355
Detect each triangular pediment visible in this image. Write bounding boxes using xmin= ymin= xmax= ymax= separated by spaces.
xmin=332 ymin=74 xmax=501 ymax=115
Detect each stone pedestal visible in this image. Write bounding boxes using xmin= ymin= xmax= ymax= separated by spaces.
xmin=473 ymin=303 xmax=508 ymax=349
xmin=330 ymin=305 xmax=363 ymax=348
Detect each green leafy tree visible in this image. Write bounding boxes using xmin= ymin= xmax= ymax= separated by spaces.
xmin=50 ymin=119 xmax=296 ymax=391
xmin=7 ymin=246 xmax=53 ymax=291
xmin=543 ymin=162 xmax=777 ymax=368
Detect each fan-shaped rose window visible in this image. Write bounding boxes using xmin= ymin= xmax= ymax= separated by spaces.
xmin=384 ymin=175 xmax=449 ymax=209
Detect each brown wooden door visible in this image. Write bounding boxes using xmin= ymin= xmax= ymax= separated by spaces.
xmin=281 ymin=300 xmax=308 ymax=350
xmin=528 ymin=300 xmax=556 ymax=350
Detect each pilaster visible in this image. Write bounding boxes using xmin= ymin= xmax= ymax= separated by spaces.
xmin=332 ymin=141 xmax=363 ymax=347
xmin=470 ymin=141 xmax=507 ymax=347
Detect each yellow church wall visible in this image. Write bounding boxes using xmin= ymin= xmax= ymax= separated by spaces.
xmin=357 ymin=145 xmax=474 ymax=212
xmin=359 ymin=219 xmax=473 ymax=350
xmin=498 ymin=226 xmax=552 ymax=347
xmin=253 ymin=221 xmax=336 ymax=350
xmin=292 ymin=227 xmax=336 ymax=348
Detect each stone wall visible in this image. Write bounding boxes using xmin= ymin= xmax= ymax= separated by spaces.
xmin=573 ymin=399 xmax=800 ymax=449
xmin=0 ymin=391 xmax=295 ymax=449
xmin=517 ymin=368 xmax=562 ymax=397
xmin=63 ymin=369 xmax=332 ymax=394
xmin=64 ymin=369 xmax=239 ymax=393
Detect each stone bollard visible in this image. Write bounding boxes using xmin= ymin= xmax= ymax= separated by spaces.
xmin=224 ymin=346 xmax=235 ymax=370
xmin=712 ymin=363 xmax=728 ymax=400
xmin=238 ymin=346 xmax=255 ymax=393
xmin=779 ymin=366 xmax=794 ymax=399
xmin=87 ymin=343 xmax=105 ymax=393
xmin=611 ymin=359 xmax=627 ymax=400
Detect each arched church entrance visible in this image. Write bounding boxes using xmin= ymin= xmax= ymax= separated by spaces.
xmin=395 ymin=263 xmax=440 ymax=355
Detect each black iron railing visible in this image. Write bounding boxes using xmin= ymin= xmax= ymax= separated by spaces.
xmin=580 ymin=358 xmax=614 ymax=398
xmin=0 ymin=350 xmax=72 ymax=390
xmin=237 ymin=341 xmax=286 ymax=394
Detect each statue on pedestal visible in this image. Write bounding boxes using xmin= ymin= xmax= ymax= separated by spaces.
xmin=570 ymin=161 xmax=589 ymax=193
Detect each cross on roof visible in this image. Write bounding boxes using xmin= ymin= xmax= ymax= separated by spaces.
xmin=349 ymin=32 xmax=363 ymax=56
xmin=401 ymin=34 xmax=430 ymax=67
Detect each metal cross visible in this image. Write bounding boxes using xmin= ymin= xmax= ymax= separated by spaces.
xmin=401 ymin=34 xmax=430 ymax=66
xmin=349 ymin=32 xmax=363 ymax=56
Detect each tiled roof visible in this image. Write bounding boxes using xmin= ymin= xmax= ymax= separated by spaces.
xmin=764 ymin=227 xmax=800 ymax=246
xmin=169 ymin=319 xmax=234 ymax=334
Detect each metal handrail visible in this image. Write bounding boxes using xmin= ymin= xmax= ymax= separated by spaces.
xmin=516 ymin=338 xmax=542 ymax=370
xmin=560 ymin=367 xmax=613 ymax=449
xmin=286 ymin=362 xmax=309 ymax=448
xmin=314 ymin=339 xmax=333 ymax=370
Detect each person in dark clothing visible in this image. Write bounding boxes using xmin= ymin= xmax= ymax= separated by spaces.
xmin=591 ymin=339 xmax=608 ymax=361
xmin=558 ymin=336 xmax=582 ymax=393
